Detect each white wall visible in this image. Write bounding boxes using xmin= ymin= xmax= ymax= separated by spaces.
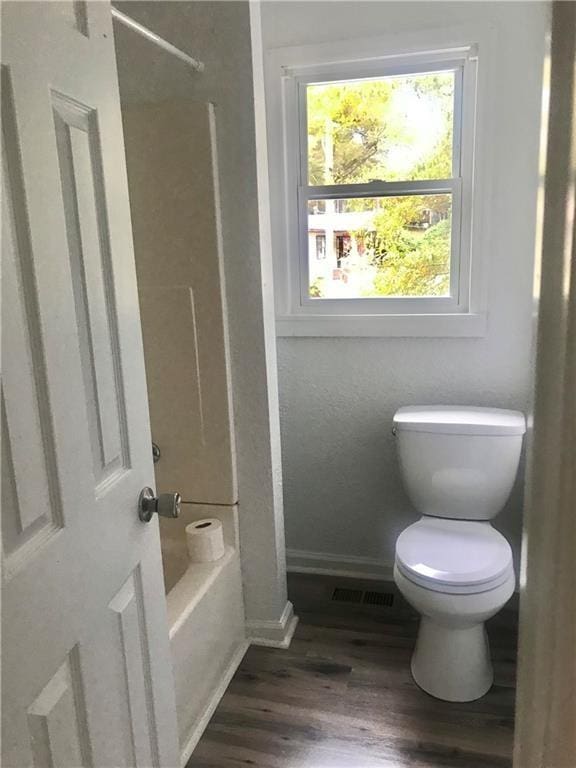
xmin=261 ymin=1 xmax=549 ymax=574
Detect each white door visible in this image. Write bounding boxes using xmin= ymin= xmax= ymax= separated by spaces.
xmin=1 ymin=3 xmax=180 ymax=766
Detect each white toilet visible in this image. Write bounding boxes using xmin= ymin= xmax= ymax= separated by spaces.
xmin=392 ymin=405 xmax=526 ymax=702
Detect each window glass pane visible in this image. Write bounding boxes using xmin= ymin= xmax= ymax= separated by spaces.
xmin=306 ymin=72 xmax=455 ymax=185
xmin=307 ymin=195 xmax=452 ymax=299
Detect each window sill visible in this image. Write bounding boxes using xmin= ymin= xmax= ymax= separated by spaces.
xmin=275 ymin=312 xmax=487 ymax=338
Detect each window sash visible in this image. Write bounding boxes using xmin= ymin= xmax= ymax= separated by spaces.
xmin=297 ymin=183 xmax=462 ymax=312
xmin=294 ymin=62 xmax=465 ymax=311
xmin=297 ymin=61 xmax=464 ymax=189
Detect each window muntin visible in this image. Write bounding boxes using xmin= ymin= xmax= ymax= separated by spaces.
xmin=296 ymin=62 xmax=464 ymax=311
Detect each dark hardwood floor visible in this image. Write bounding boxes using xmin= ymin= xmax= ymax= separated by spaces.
xmin=188 ymin=574 xmax=518 ymax=768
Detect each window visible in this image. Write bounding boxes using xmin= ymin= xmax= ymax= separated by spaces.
xmin=315 ymin=233 xmax=326 ymax=260
xmin=270 ymin=39 xmax=487 ymax=336
xmin=305 ymin=70 xmax=457 ymax=303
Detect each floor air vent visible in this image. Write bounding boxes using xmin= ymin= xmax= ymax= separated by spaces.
xmin=363 ymin=590 xmax=394 ymax=607
xmin=330 ymin=587 xmax=395 ymax=608
xmin=331 ymin=587 xmax=363 ymax=604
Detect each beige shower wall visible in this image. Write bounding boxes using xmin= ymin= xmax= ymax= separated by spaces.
xmin=121 ymin=101 xmax=236 ymax=507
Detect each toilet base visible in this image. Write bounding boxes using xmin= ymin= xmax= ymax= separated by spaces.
xmin=411 ymin=617 xmax=493 ymax=702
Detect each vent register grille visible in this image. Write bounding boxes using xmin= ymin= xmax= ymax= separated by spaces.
xmin=331 ymin=587 xmax=394 ymax=607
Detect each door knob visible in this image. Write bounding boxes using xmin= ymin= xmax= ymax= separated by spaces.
xmin=138 ymin=487 xmax=181 ymax=523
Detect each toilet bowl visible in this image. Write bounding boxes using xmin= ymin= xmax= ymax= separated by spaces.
xmin=392 ymin=406 xmax=525 ymax=702
xmin=395 ymin=517 xmax=515 ymax=701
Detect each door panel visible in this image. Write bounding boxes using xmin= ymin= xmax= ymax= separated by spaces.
xmin=26 ymin=647 xmax=92 ymax=768
xmin=52 ymin=90 xmax=130 ymax=490
xmin=108 ymin=567 xmax=158 ymax=768
xmin=1 ymin=66 xmax=64 ymax=576
xmin=1 ymin=3 xmax=179 ymax=766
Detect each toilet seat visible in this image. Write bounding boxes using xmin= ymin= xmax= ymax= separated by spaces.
xmin=395 ymin=517 xmax=513 ymax=595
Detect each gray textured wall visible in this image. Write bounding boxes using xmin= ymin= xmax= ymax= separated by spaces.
xmin=262 ymin=1 xmax=548 ymax=571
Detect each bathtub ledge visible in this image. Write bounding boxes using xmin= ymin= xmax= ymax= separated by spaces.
xmin=167 ymin=546 xmax=236 ymax=639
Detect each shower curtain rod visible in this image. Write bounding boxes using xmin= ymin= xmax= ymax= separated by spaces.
xmin=111 ymin=7 xmax=205 ymax=73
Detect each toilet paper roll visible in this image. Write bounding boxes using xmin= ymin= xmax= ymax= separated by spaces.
xmin=185 ymin=518 xmax=225 ymax=563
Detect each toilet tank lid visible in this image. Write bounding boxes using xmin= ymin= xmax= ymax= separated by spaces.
xmin=393 ymin=406 xmax=526 ymax=436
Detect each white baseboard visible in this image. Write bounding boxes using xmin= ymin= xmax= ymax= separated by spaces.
xmin=246 ymin=600 xmax=299 ymax=649
xmin=179 ymin=639 xmax=249 ymax=767
xmin=287 ymin=548 xmax=394 ymax=582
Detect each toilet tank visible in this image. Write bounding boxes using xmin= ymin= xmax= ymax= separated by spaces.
xmin=393 ymin=406 xmax=526 ymax=520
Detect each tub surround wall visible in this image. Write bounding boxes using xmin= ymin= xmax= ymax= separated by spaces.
xmin=259 ymin=1 xmax=548 ymax=577
xmin=122 ymin=100 xmax=236 ymax=506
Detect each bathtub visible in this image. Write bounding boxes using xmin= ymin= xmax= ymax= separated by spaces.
xmin=159 ymin=503 xmax=247 ymax=765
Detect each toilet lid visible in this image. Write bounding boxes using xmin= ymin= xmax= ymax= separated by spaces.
xmin=395 ymin=518 xmax=513 ymax=592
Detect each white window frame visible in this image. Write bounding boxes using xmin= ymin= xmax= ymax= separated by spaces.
xmin=267 ymin=31 xmax=493 ymax=337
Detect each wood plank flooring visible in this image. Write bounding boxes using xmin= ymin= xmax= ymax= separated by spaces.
xmin=188 ymin=574 xmax=518 ymax=768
